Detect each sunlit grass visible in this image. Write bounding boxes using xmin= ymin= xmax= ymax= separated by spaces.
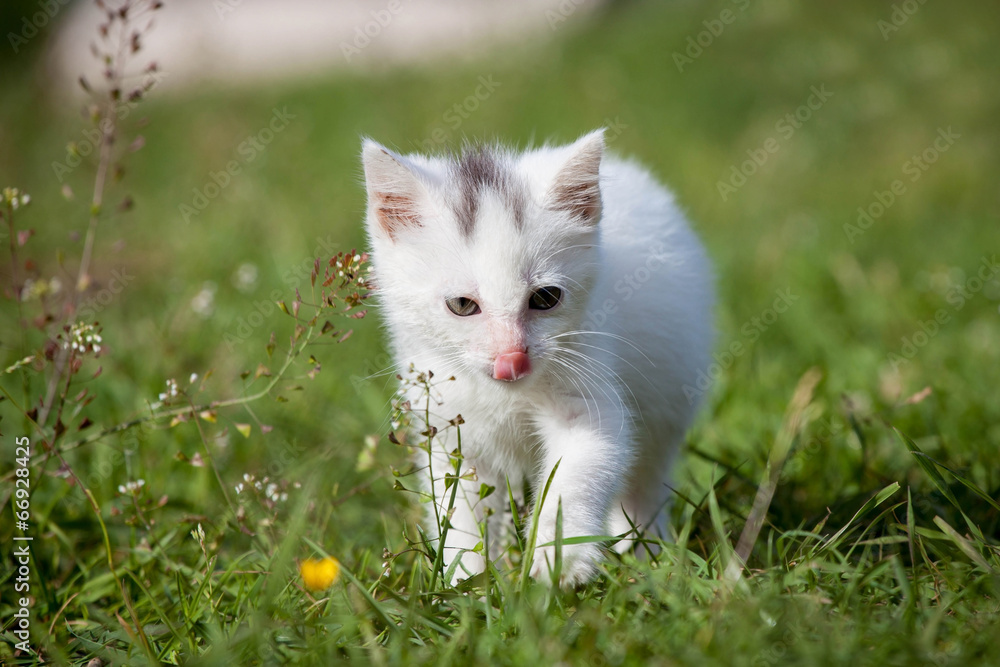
xmin=1 ymin=0 xmax=999 ymax=663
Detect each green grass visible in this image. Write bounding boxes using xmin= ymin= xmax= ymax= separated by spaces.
xmin=2 ymin=0 xmax=1000 ymax=663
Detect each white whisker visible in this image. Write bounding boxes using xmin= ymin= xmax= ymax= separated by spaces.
xmin=548 ymin=350 xmax=630 ymax=438
xmin=550 ymin=329 xmax=655 ymax=367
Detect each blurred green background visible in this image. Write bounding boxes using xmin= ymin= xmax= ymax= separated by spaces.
xmin=1 ymin=0 xmax=999 ymax=659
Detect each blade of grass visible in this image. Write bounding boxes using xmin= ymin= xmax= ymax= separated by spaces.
xmin=814 ymin=482 xmax=901 ymax=556
xmin=483 ymin=506 xmax=492 ymax=631
xmin=125 ymin=570 xmax=184 ymax=650
xmin=119 ymin=579 xmax=160 ymax=665
xmin=520 ymin=459 xmax=560 ymax=592
xmin=302 ymin=536 xmax=399 ymax=634
xmin=429 ymin=423 xmax=465 ymax=591
xmin=552 ymin=498 xmax=563 ymax=588
xmin=535 ymin=534 xmax=621 ymax=547
xmin=506 ymin=474 xmax=525 ymax=552
xmin=904 ymin=438 xmax=1000 ymax=512
xmin=342 ymin=565 xmax=400 ymax=635
xmin=706 ymin=472 xmax=738 ymax=579
xmin=895 ymin=427 xmax=989 ymax=541
xmin=932 ymin=516 xmax=995 ymax=573
xmin=726 ymin=367 xmax=822 ymax=581
xmin=931 ymin=460 xmax=1000 ymax=512
xmin=907 ymin=486 xmax=917 ymax=568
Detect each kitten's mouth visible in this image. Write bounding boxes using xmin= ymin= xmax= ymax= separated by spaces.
xmin=493 ymin=350 xmax=532 ymax=382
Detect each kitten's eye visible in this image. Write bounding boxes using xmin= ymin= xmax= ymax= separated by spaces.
xmin=446 ymin=297 xmax=481 ymax=316
xmin=529 ymin=286 xmax=562 ymax=311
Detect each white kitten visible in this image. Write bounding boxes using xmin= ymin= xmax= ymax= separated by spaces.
xmin=361 ymin=130 xmax=714 ymax=587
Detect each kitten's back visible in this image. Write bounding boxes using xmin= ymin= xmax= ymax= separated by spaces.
xmin=591 ymin=157 xmax=714 ymax=431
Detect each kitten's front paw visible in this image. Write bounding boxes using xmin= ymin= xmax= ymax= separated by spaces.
xmin=529 ymin=542 xmax=602 ymax=588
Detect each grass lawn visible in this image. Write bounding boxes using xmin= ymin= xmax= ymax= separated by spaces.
xmin=1 ymin=0 xmax=999 ymax=664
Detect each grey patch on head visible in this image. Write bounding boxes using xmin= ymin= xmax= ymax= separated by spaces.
xmin=451 ymin=145 xmax=526 ymax=238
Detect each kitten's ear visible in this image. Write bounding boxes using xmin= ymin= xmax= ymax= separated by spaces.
xmin=547 ymin=129 xmax=605 ymax=226
xmin=361 ymin=139 xmax=426 ymax=240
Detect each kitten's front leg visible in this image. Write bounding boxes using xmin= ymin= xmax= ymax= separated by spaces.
xmin=529 ymin=407 xmax=631 ymax=587
xmin=420 ymin=433 xmax=504 ymax=585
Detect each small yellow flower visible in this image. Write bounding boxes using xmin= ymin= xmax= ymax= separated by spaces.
xmin=299 ymin=557 xmax=341 ymax=591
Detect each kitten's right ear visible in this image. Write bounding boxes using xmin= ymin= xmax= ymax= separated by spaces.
xmin=361 ymin=140 xmax=425 ymax=241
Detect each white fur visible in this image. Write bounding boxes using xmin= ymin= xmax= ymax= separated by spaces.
xmin=361 ymin=130 xmax=714 ymax=586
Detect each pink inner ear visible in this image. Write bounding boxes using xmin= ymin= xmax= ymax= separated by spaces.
xmin=375 ymin=192 xmax=420 ymax=238
xmin=552 ymin=179 xmax=601 ymax=222
xmin=547 ymin=132 xmax=604 ymax=225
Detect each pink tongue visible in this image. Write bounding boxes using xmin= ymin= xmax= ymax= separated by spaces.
xmin=493 ymin=352 xmax=531 ymax=381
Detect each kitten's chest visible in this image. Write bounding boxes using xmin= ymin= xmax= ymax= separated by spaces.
xmin=435 ymin=386 xmax=541 ymax=480
xmin=466 ymin=404 xmax=539 ymax=475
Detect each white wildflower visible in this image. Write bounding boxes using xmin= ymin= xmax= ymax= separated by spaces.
xmin=64 ymin=322 xmax=103 ymax=355
xmin=158 ymin=378 xmax=179 ymax=401
xmin=190 ymin=281 xmax=216 ymax=318
xmin=232 ymin=262 xmax=259 ymax=294
xmin=118 ymin=479 xmax=145 ymax=495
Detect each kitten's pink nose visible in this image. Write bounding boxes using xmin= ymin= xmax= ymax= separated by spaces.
xmin=493 ymin=351 xmax=531 ymax=382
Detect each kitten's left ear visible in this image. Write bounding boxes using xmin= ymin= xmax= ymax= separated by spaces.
xmin=361 ymin=139 xmax=428 ymax=241
xmin=547 ymin=129 xmax=605 ymax=226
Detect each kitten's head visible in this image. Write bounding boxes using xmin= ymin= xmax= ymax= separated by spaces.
xmin=362 ymin=130 xmax=605 ymax=387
